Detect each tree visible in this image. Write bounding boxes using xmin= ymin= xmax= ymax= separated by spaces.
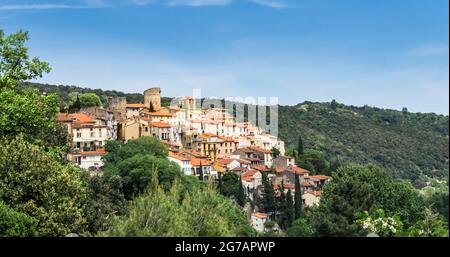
xmin=308 ymin=164 xmax=425 ymax=236
xmin=82 ymin=174 xmax=127 ymax=234
xmin=294 ymin=174 xmax=302 ymax=220
xmin=218 ymin=172 xmax=223 ymax=194
xmin=79 ymin=93 xmax=102 ymax=108
xmin=276 ymin=182 xmax=289 ymax=230
xmin=286 ymin=189 xmax=294 ymax=228
xmin=0 ymin=30 xmax=51 ymax=90
xmin=236 ymin=176 xmax=246 ymax=207
xmin=297 ymin=135 xmax=304 ymax=157
xmin=286 ymin=218 xmax=315 ymax=237
xmin=0 ymin=136 xmax=87 ymax=236
xmin=0 ymin=88 xmax=59 ymax=143
xmin=104 ymin=170 xmax=256 ymax=237
xmin=271 ymin=147 xmax=280 ymax=158
xmin=260 ymin=173 xmax=277 ymax=217
xmin=330 ymin=99 xmax=338 ymax=111
xmin=297 ymin=149 xmax=330 ymax=175
xmin=221 ymin=172 xmax=238 ymax=197
xmin=0 ymin=201 xmax=38 ymax=237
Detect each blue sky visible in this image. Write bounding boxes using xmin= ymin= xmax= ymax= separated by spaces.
xmin=1 ymin=0 xmax=448 ymax=114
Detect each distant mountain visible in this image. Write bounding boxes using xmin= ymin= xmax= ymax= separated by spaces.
xmin=21 ymin=82 xmax=449 ymax=185
xmin=277 ymin=102 xmax=449 ymax=185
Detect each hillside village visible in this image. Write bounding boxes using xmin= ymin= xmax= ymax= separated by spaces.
xmin=56 ymin=87 xmax=331 ymax=232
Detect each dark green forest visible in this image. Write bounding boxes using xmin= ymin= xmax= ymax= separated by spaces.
xmin=277 ymin=102 xmax=449 ymax=185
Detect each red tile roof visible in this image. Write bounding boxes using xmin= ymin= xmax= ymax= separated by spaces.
xmin=126 ymin=103 xmax=146 ymax=108
xmin=251 ymin=212 xmax=269 ymax=219
xmin=251 ymin=165 xmax=268 ymax=172
xmin=78 ymin=149 xmax=107 ymax=156
xmin=150 ymin=122 xmax=172 ymax=128
xmin=309 ymin=175 xmax=332 ymax=181
xmin=144 ymin=111 xmax=176 ymax=117
xmin=191 ymin=158 xmax=211 ymax=166
xmin=169 ymin=152 xmax=190 ymax=161
xmin=290 ymin=166 xmax=310 ymax=175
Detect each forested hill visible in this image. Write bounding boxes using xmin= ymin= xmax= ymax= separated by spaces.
xmin=21 ymin=82 xmax=449 ymax=185
xmin=278 ymin=102 xmax=449 ymax=184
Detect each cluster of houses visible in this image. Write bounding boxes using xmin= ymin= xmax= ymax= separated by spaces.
xmin=56 ymin=87 xmax=331 ymax=233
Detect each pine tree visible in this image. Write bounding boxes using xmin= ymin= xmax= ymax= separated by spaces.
xmin=286 ymin=189 xmax=294 ymax=227
xmin=236 ymin=176 xmax=246 ymax=207
xmin=330 ymin=99 xmax=337 ymax=111
xmin=294 ymin=174 xmax=302 ymax=220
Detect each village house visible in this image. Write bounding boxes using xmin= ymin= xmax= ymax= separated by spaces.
xmin=168 ymin=152 xmax=193 ymax=175
xmin=302 ymin=190 xmax=322 ymax=207
xmin=241 ymin=169 xmax=263 ymax=199
xmin=305 ymin=175 xmax=332 ymax=189
xmin=119 ymin=116 xmax=150 ymax=142
xmin=72 ymin=148 xmax=107 ymax=170
xmin=57 ymin=113 xmax=108 ymax=151
xmin=251 ymin=212 xmax=270 ymax=232
xmin=190 ymin=158 xmax=214 ymax=180
xmin=125 ymin=103 xmax=146 ymax=118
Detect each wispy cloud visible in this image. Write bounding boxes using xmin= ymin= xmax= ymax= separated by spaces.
xmin=407 ymin=43 xmax=449 ymax=57
xmin=166 ymin=0 xmax=232 ymax=7
xmin=0 ymin=0 xmax=294 ymax=10
xmin=0 ymin=3 xmax=94 ymax=11
xmin=249 ymin=0 xmax=287 ymax=9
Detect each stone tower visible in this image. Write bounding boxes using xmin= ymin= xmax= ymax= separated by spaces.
xmin=107 ymin=96 xmax=126 ymax=116
xmin=144 ymin=87 xmax=161 ymax=112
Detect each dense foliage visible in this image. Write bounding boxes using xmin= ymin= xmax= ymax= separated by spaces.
xmin=104 ymin=170 xmax=256 ymax=237
xmin=278 ymin=102 xmax=449 ymax=184
xmin=305 ymin=164 xmax=427 ymax=236
xmin=0 ymin=136 xmax=87 ymax=236
xmin=0 ymin=201 xmax=38 ymax=237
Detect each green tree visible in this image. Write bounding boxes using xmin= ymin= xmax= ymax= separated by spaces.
xmin=260 ymin=173 xmax=277 ymax=216
xmin=236 ymin=176 xmax=246 ymax=207
xmin=286 ymin=218 xmax=315 ymax=237
xmin=271 ymin=147 xmax=281 ymax=158
xmin=294 ymin=174 xmax=302 ymax=220
xmin=0 ymin=30 xmax=51 ymax=90
xmin=82 ymin=174 xmax=127 ymax=234
xmin=330 ymin=99 xmax=338 ymax=111
xmin=309 ymin=164 xmax=425 ymax=236
xmin=286 ymin=189 xmax=294 ymax=228
xmin=0 ymin=136 xmax=87 ymax=236
xmin=297 ymin=149 xmax=330 ymax=175
xmin=297 ymin=135 xmax=304 ymax=156
xmin=0 ymin=201 xmax=38 ymax=237
xmin=79 ymin=93 xmax=102 ymax=108
xmin=104 ymin=170 xmax=255 ymax=237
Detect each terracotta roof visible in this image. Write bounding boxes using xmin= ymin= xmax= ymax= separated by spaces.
xmin=150 ymin=122 xmax=172 ymax=128
xmin=126 ymin=103 xmax=146 ymax=108
xmin=78 ymin=149 xmax=107 ymax=156
xmin=249 ymin=146 xmax=272 ymax=154
xmin=198 ymin=133 xmax=217 ymax=139
xmin=169 ymin=152 xmax=190 ymax=161
xmin=309 ymin=175 xmax=332 ymax=181
xmin=242 ymin=169 xmax=259 ymax=182
xmin=56 ymin=113 xmax=73 ymax=122
xmin=58 ymin=113 xmax=96 ymax=124
xmin=305 ymin=190 xmax=322 ymax=197
xmin=251 ymin=165 xmax=268 ymax=172
xmin=179 ymin=149 xmax=207 ymax=158
xmin=252 ymin=212 xmax=269 ymax=219
xmin=144 ymin=111 xmax=176 ymax=117
xmin=215 ymin=158 xmax=235 ymax=165
xmin=191 ymin=158 xmax=211 ymax=166
xmin=289 ymin=166 xmax=310 ymax=175
xmin=301 ymin=181 xmax=315 ymax=187
xmin=236 ymin=159 xmax=251 ymax=165
xmin=273 ymin=182 xmax=295 ymax=190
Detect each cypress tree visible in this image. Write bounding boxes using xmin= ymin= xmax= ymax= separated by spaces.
xmin=298 ymin=135 xmax=304 ymax=157
xmin=294 ymin=174 xmax=302 ymax=220
xmin=218 ymin=172 xmax=223 ymax=194
xmin=277 ymin=182 xmax=288 ymax=229
xmin=261 ymin=173 xmax=277 ymax=218
xmin=236 ymin=176 xmax=246 ymax=207
xmin=286 ymin=189 xmax=294 ymax=227
xmin=198 ymin=162 xmax=204 ymax=181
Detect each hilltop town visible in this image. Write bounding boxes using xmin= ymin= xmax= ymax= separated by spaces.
xmin=56 ymin=87 xmax=331 ymax=232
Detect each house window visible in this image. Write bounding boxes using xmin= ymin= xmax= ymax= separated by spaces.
xmin=98 ymin=129 xmax=102 ymax=137
xmin=90 ymin=128 xmax=95 ymax=137
xmin=76 ymin=129 xmax=81 ymax=138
